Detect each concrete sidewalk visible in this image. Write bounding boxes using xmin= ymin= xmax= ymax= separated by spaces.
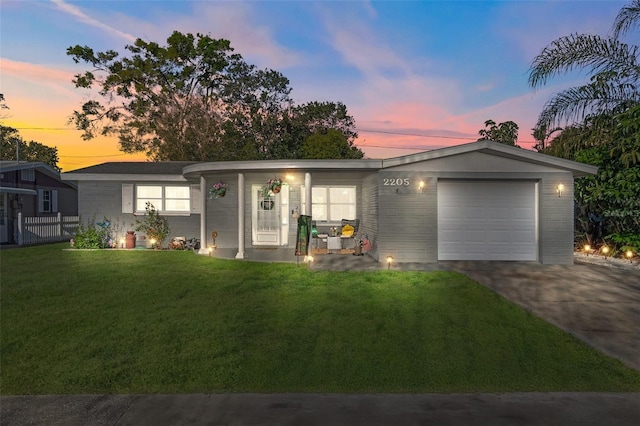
xmin=2 ymin=393 xmax=639 ymax=426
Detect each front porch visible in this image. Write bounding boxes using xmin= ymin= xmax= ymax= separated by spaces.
xmin=204 ymin=246 xmax=453 ymax=272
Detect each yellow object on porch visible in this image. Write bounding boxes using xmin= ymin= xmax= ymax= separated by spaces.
xmin=341 ymin=224 xmax=354 ymax=237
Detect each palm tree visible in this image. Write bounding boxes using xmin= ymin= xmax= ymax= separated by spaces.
xmin=528 ymin=0 xmax=640 ymax=131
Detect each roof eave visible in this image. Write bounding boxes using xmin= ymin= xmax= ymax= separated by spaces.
xmin=182 ymin=159 xmax=382 ymax=179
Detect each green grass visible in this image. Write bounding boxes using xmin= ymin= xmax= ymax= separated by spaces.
xmin=1 ymin=243 xmax=639 ymax=394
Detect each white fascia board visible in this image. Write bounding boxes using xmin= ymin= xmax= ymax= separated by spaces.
xmin=61 ymin=173 xmax=190 ymax=182
xmin=182 ymin=159 xmax=382 ymax=178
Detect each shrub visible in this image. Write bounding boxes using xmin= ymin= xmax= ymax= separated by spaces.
xmin=135 ymin=202 xmax=170 ymax=249
xmin=72 ymin=218 xmax=114 ymax=249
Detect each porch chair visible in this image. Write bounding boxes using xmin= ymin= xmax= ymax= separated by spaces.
xmin=340 ymin=219 xmax=360 ymax=250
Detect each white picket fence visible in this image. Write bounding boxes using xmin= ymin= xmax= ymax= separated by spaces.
xmin=17 ymin=212 xmax=80 ymax=246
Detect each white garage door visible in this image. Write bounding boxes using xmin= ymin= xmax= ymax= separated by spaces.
xmin=438 ymin=181 xmax=537 ymax=261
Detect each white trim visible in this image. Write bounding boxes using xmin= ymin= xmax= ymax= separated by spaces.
xmin=236 ymin=173 xmax=245 ymax=259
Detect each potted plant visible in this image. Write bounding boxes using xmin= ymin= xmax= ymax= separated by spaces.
xmin=262 ymin=177 xmax=283 ymax=197
xmin=209 ymin=182 xmax=228 ymax=199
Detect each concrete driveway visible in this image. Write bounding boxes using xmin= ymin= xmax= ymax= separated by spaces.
xmin=450 ymin=260 xmax=640 ymax=371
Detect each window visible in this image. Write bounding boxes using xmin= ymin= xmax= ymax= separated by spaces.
xmin=38 ymin=189 xmax=57 ymax=213
xmin=301 ymin=186 xmax=356 ymax=222
xmin=136 ymin=185 xmax=190 ymax=212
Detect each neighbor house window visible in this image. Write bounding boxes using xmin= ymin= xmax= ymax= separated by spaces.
xmin=301 ymin=186 xmax=356 ymax=222
xmin=38 ymin=189 xmax=57 ymax=213
xmin=136 ymin=185 xmax=190 ymax=212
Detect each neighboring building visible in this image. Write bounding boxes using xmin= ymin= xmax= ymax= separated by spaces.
xmin=61 ymin=141 xmax=597 ymax=264
xmin=0 ymin=161 xmax=78 ymax=244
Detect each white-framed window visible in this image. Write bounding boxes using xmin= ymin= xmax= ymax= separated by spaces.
xmin=38 ymin=189 xmax=57 ymax=213
xmin=135 ymin=185 xmax=190 ymax=213
xmin=301 ymin=186 xmax=356 ymax=222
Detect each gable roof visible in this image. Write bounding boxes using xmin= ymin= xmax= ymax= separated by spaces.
xmin=381 ymin=140 xmax=598 ymax=177
xmin=0 ymin=161 xmax=78 ymax=189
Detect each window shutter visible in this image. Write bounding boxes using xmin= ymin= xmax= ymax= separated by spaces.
xmin=190 ymin=184 xmax=201 ymax=214
xmin=38 ymin=189 xmax=44 ymax=213
xmin=52 ymin=190 xmax=58 ymax=212
xmin=122 ymin=184 xmax=134 ymax=213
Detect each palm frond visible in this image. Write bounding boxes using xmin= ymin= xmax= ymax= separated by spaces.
xmin=528 ymin=34 xmax=640 ymax=89
xmin=613 ymin=0 xmax=640 ymax=39
xmin=536 ymin=81 xmax=640 ymax=130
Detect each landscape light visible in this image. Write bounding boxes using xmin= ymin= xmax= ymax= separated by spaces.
xmin=601 ymin=246 xmax=609 ymax=257
xmin=386 ymin=256 xmax=393 ymax=270
xmin=626 ymin=250 xmax=634 ymax=263
xmin=584 ymin=244 xmax=591 ymax=256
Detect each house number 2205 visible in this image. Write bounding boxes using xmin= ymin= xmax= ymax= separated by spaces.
xmin=383 ymin=178 xmax=410 ymax=186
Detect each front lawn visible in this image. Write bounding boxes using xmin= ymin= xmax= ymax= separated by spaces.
xmin=1 ymin=243 xmax=639 ymax=394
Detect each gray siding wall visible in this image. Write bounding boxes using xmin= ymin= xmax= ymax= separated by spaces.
xmin=360 ymin=174 xmax=379 ymax=260
xmin=376 ymin=172 xmax=437 ymax=263
xmin=538 ymin=172 xmax=575 ymax=264
xmin=205 ymin=173 xmax=239 ymax=248
xmin=374 ymin=169 xmax=576 ymax=265
xmin=79 ymin=181 xmax=200 ymax=247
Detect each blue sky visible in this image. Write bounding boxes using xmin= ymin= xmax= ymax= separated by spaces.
xmin=0 ymin=0 xmax=628 ymax=170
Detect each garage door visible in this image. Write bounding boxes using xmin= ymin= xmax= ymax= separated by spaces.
xmin=437 ymin=181 xmax=537 ymax=261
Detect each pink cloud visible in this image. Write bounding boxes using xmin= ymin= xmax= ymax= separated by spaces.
xmin=0 ymin=59 xmax=77 ymax=97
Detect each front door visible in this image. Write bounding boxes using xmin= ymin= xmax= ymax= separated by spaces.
xmin=251 ymin=184 xmax=289 ymax=246
xmin=0 ymin=193 xmax=8 ymax=243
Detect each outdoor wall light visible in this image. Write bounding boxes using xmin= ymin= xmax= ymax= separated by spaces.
xmin=386 ymin=256 xmax=393 ymax=270
xmin=419 ymin=181 xmax=426 ymax=193
xmin=626 ymin=250 xmax=634 ymax=263
xmin=556 ymin=184 xmax=564 ymax=197
xmin=601 ymin=246 xmax=609 ymax=257
xmin=584 ymin=244 xmax=591 ymax=256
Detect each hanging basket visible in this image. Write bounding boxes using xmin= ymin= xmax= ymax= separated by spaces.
xmin=209 ymin=183 xmax=228 ymax=199
xmin=271 ymin=185 xmax=281 ymax=194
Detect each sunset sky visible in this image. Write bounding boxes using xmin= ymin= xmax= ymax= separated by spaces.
xmin=0 ymin=0 xmax=627 ymax=171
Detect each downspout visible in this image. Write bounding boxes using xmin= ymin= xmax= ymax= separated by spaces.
xmin=235 ymin=173 xmax=245 ymax=259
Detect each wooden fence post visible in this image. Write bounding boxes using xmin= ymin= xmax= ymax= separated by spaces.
xmin=57 ymin=212 xmax=62 ymax=239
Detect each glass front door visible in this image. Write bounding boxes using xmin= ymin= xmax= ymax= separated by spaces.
xmin=251 ymin=184 xmax=289 ymax=246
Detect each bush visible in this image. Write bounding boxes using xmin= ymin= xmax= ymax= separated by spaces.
xmin=135 ymin=202 xmax=170 ymax=249
xmin=72 ymin=218 xmax=114 ymax=249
